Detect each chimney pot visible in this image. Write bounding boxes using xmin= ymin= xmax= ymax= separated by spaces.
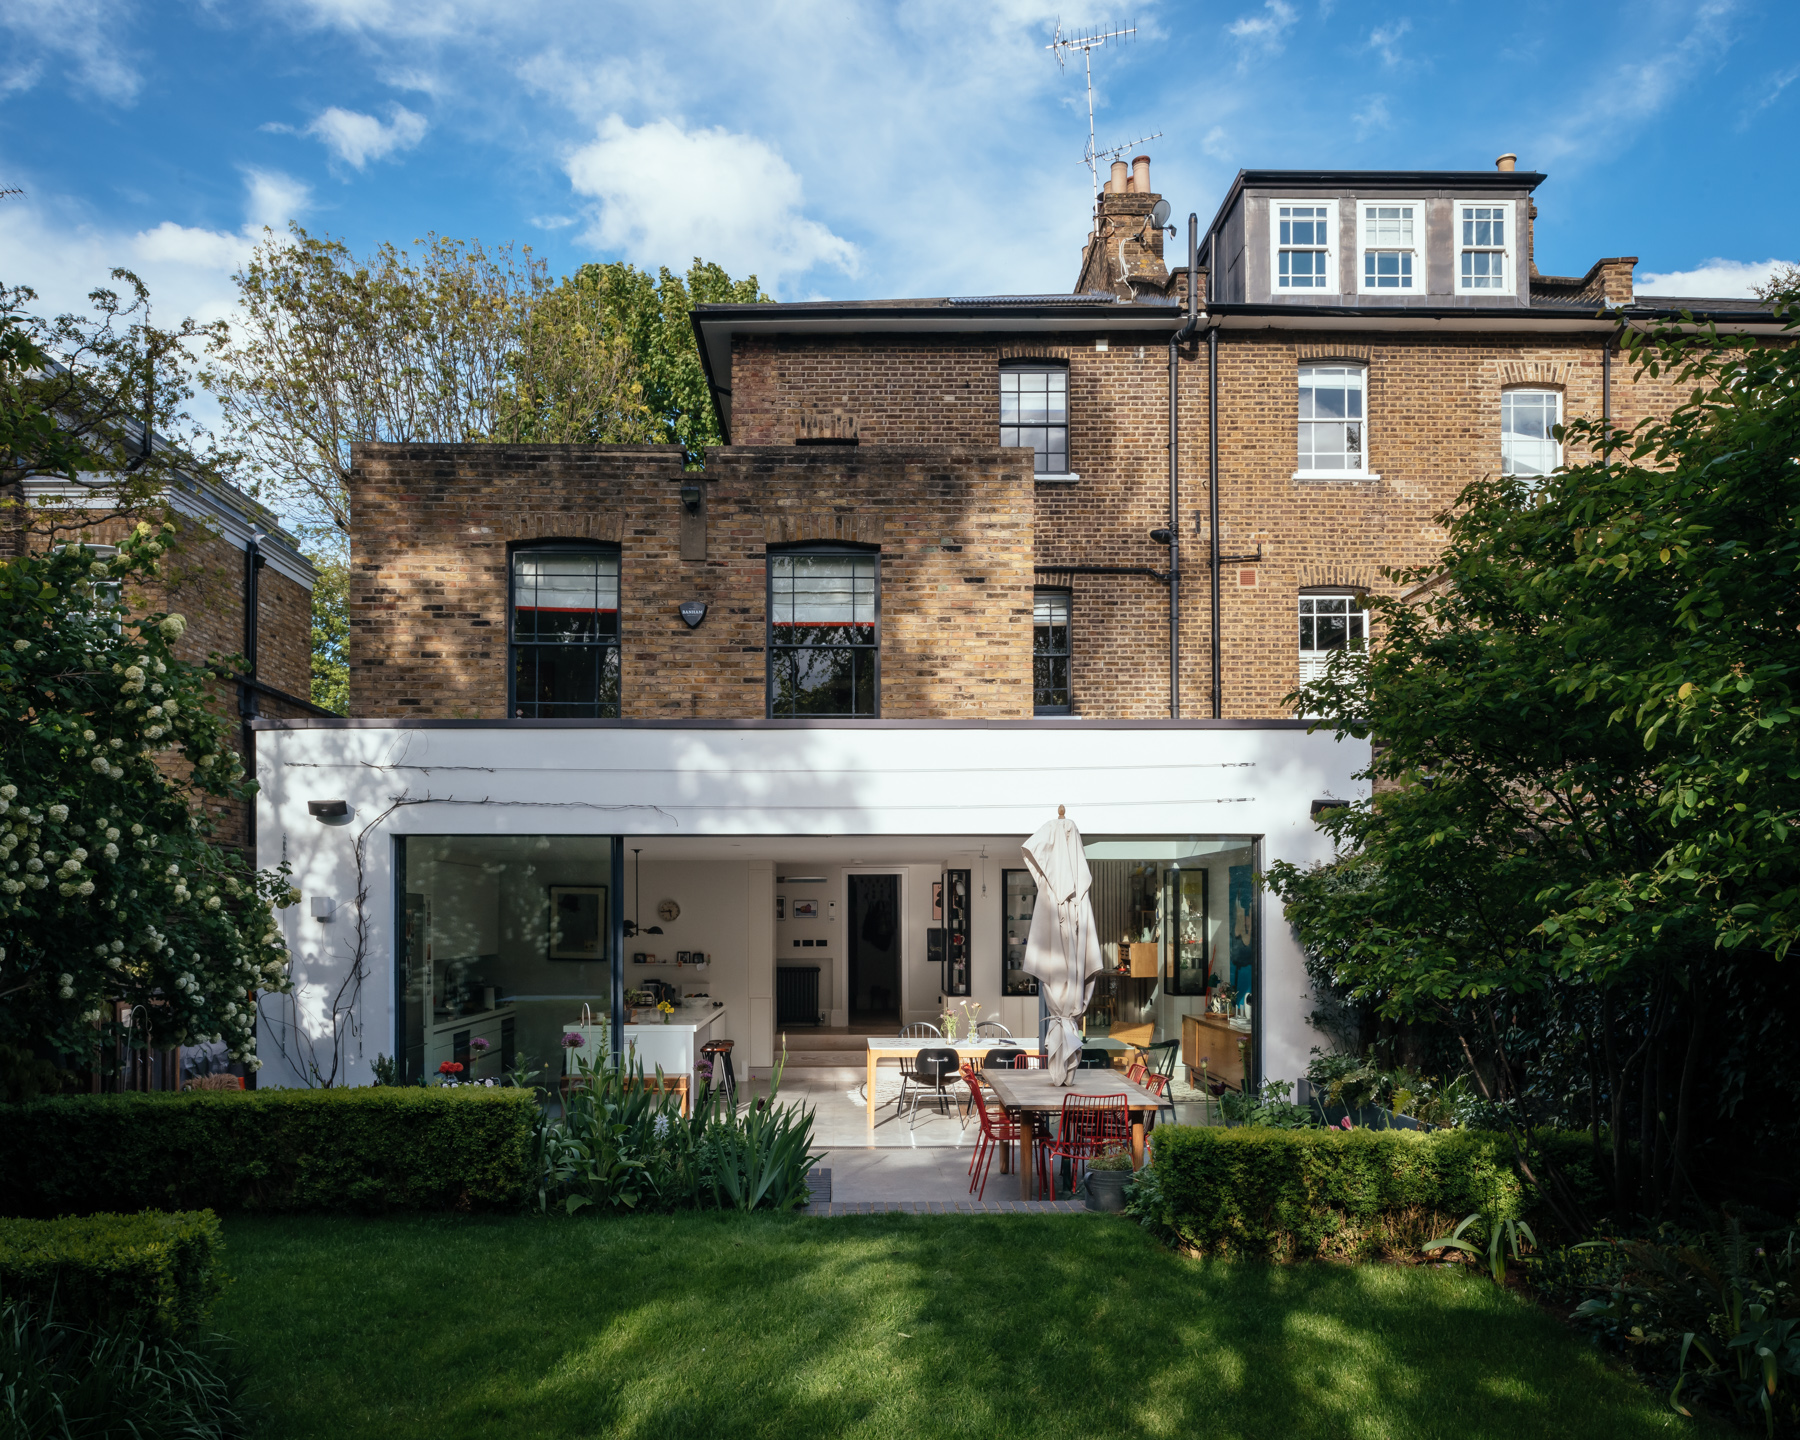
xmin=1109 ymin=160 xmax=1129 ymax=194
xmin=1495 ymin=153 xmax=1517 ymax=173
xmin=1131 ymin=155 xmax=1151 ymax=194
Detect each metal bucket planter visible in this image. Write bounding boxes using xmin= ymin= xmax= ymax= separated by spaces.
xmin=1083 ymin=1168 xmax=1130 ymax=1213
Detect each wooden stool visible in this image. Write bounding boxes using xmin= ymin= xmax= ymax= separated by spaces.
xmin=701 ymin=1038 xmax=737 ymax=1110
xmin=622 ymin=1073 xmax=690 ymax=1116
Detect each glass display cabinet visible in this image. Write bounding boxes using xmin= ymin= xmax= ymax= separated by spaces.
xmin=1001 ymin=868 xmax=1040 ymax=996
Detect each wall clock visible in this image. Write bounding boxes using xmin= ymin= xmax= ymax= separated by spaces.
xmin=657 ymin=899 xmax=681 ymax=922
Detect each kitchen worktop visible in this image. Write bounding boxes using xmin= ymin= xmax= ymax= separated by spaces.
xmin=622 ymin=1006 xmax=726 ymax=1032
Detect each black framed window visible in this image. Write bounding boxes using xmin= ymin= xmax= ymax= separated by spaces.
xmin=509 ymin=543 xmax=621 ymax=718
xmin=768 ymin=546 xmax=878 ymax=717
xmin=999 ymin=364 xmax=1069 ymax=475
xmin=1033 ymin=588 xmax=1071 ymax=714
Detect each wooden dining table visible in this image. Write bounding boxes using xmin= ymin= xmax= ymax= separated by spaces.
xmin=980 ymin=1069 xmax=1163 ymax=1201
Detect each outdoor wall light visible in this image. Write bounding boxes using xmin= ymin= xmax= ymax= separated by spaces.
xmin=679 ymin=601 xmax=707 ymax=629
xmin=307 ymin=800 xmax=349 ymax=820
xmin=680 ymin=480 xmax=703 ymax=515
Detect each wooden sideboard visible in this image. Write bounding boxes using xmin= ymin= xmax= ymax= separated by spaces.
xmin=1181 ymin=1012 xmax=1250 ymax=1092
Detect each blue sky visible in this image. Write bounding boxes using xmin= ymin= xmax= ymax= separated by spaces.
xmin=2 ymin=0 xmax=1796 ymax=337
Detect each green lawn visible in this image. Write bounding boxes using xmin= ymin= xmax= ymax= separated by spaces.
xmin=216 ymin=1212 xmax=1694 ymax=1440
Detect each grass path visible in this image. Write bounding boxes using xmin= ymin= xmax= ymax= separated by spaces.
xmin=216 ymin=1212 xmax=1694 ymax=1440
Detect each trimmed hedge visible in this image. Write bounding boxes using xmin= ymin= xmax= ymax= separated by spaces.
xmin=1143 ymin=1125 xmax=1596 ymax=1260
xmin=0 ymin=1210 xmax=224 ymax=1336
xmin=0 ymin=1088 xmax=537 ymax=1217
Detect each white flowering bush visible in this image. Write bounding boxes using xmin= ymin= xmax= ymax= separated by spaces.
xmin=0 ymin=523 xmax=297 ymax=1069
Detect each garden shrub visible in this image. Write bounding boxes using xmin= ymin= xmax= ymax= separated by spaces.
xmin=1143 ymin=1125 xmax=1587 ymax=1260
xmin=0 ymin=1210 xmax=223 ymax=1337
xmin=0 ymin=1294 xmax=249 ymax=1437
xmin=0 ymin=1087 xmax=536 ymax=1217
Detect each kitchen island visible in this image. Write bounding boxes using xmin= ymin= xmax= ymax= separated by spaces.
xmin=620 ymin=1006 xmax=728 ymax=1093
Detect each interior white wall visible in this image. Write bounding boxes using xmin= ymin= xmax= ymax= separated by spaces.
xmin=625 ymin=859 xmax=770 ymax=1067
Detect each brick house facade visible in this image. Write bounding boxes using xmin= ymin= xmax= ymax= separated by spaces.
xmin=267 ymin=153 xmax=1783 ymax=1097
xmin=347 ymin=157 xmax=1771 ymax=725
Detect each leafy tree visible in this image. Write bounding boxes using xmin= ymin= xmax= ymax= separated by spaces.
xmin=0 ymin=521 xmax=297 ymax=1075
xmin=206 ymin=228 xmax=663 ymax=542
xmin=1 ymin=274 xmax=221 ymax=550
xmin=1269 ymin=302 xmax=1800 ymax=1223
xmin=579 ymin=259 xmax=768 ymax=458
xmin=309 ymin=554 xmax=348 ymax=715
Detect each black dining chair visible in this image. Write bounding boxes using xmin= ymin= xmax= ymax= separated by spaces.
xmin=894 ymin=1022 xmax=941 ymax=1114
xmin=982 ymin=1048 xmax=1022 ymax=1070
xmin=1079 ymin=1047 xmax=1113 ymax=1070
xmin=906 ymin=1046 xmax=961 ymax=1125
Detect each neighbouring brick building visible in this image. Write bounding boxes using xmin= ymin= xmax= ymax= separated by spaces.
xmin=257 ymin=153 xmax=1781 ymax=1100
xmin=19 ymin=435 xmax=321 ymax=851
xmin=347 ymin=152 xmax=1780 ymax=726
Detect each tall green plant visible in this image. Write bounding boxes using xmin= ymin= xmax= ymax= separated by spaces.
xmin=1268 ymin=299 xmax=1800 ymax=1222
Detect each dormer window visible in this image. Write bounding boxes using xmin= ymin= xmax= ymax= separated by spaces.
xmin=1360 ymin=203 xmax=1418 ymax=292
xmin=1275 ymin=203 xmax=1335 ymax=290
xmin=1458 ymin=202 xmax=1514 ymax=293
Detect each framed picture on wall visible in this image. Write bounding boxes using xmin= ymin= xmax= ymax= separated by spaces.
xmin=792 ymin=898 xmax=819 ymax=920
xmin=776 ymin=895 xmax=786 ymax=920
xmin=548 ymin=886 xmax=608 ymax=961
xmin=931 ymin=881 xmax=943 ymax=922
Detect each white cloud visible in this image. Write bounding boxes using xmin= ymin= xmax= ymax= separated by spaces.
xmin=0 ymin=169 xmax=310 ymax=328
xmin=1636 ymin=257 xmax=1795 ymax=298
xmin=1366 ymin=19 xmax=1409 ymax=67
xmin=1738 ymin=62 xmax=1800 ymax=129
xmin=1201 ymin=125 xmax=1231 ymax=160
xmin=565 ymin=115 xmax=857 ymax=294
xmin=1228 ymin=1 xmax=1296 ymax=60
xmin=1352 ymin=95 xmax=1391 ymax=138
xmin=0 ymin=0 xmax=141 ymax=103
xmin=302 ymin=104 xmax=429 ymax=169
xmin=529 ymin=214 xmax=576 ymax=230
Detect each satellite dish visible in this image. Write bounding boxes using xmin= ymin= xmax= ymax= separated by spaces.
xmin=1150 ymin=199 xmax=1172 ymax=229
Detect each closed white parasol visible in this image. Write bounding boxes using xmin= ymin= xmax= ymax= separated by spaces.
xmin=1020 ymin=807 xmax=1105 ymax=1085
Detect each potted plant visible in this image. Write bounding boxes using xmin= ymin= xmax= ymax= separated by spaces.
xmin=1083 ymin=1150 xmax=1134 ymax=1212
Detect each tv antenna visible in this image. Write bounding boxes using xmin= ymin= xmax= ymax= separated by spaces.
xmin=1047 ymin=20 xmax=1162 ymax=201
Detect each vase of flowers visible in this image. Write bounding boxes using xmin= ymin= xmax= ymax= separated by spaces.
xmin=436 ymin=1060 xmax=464 ymax=1085
xmin=939 ymin=1008 xmax=958 ymax=1042
xmin=656 ymin=999 xmax=675 ymax=1025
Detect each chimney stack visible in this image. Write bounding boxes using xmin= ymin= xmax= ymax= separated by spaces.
xmin=1495 ymin=153 xmax=1517 ymax=173
xmin=1077 ymin=152 xmax=1173 ymax=300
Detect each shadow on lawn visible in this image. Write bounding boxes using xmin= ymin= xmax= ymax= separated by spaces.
xmin=221 ymin=1214 xmax=1679 ymax=1440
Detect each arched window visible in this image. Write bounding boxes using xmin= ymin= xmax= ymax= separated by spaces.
xmin=1501 ymin=388 xmax=1561 ymax=478
xmin=508 ymin=542 xmax=621 ymax=718
xmin=767 ymin=545 xmax=879 ymax=717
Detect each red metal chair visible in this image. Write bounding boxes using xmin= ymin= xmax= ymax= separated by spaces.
xmin=1041 ymin=1092 xmax=1131 ymax=1198
xmin=1140 ymin=1070 xmax=1173 ymax=1129
xmin=965 ymin=1076 xmax=1028 ymax=1201
xmin=1125 ymin=1060 xmax=1148 ymax=1085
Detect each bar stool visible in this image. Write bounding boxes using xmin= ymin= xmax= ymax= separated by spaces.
xmin=701 ymin=1038 xmax=738 ymax=1111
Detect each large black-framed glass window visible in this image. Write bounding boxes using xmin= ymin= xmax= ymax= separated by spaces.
xmin=509 ymin=543 xmax=621 ymax=718
xmin=1033 ymin=588 xmax=1071 ymax=714
xmin=767 ymin=546 xmax=879 ymax=717
xmin=999 ymin=363 xmax=1069 ymax=475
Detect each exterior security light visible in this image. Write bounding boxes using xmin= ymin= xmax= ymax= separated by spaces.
xmin=680 ymin=480 xmax=703 ymax=515
xmin=307 ymin=800 xmax=349 ymax=819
